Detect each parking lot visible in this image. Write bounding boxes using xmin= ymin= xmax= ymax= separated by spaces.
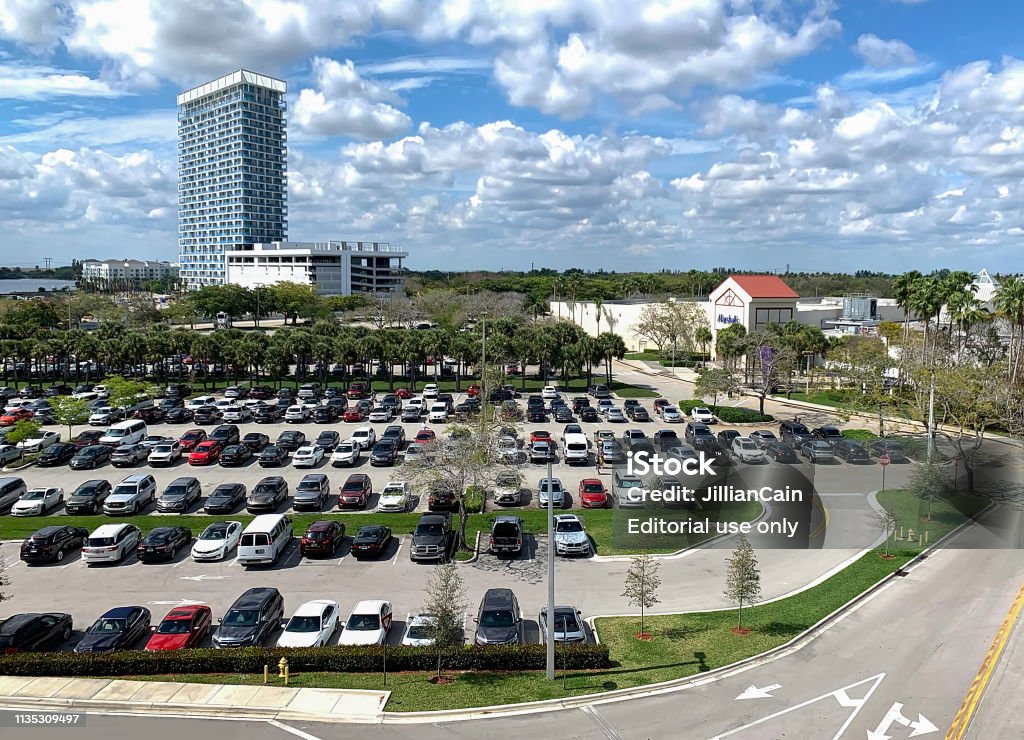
xmin=0 ymin=385 xmax=914 ymax=653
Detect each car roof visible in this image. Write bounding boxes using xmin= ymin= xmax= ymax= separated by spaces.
xmin=163 ymin=605 xmax=206 ymax=619
xmin=90 ymin=523 xmax=135 ymax=537
xmin=231 ymin=588 xmax=279 ymax=609
xmin=481 ymin=588 xmax=516 ymax=608
xmin=306 ymin=520 xmax=338 ymax=532
xmin=350 ymin=599 xmax=388 ymax=613
xmin=494 ymin=514 xmax=522 ymax=523
xmin=169 ymin=476 xmax=198 ymax=485
xmin=294 ymin=599 xmax=339 ymax=617
xmin=100 ymin=606 xmax=143 ymax=619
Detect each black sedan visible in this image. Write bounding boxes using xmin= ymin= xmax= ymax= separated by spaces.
xmin=36 ymin=442 xmax=77 ymax=467
xmin=312 ymin=406 xmax=337 ymax=423
xmin=69 ymin=444 xmax=113 ymax=470
xmin=868 ymin=439 xmax=908 ymax=463
xmin=276 ymin=431 xmax=305 ymax=451
xmin=314 ymin=430 xmax=341 ymax=451
xmin=554 ymin=407 xmax=574 ymax=423
xmin=242 ymin=432 xmax=271 ymax=452
xmin=258 ymin=445 xmax=289 ymax=467
xmin=350 ymin=525 xmax=393 ymax=559
xmin=580 ymin=407 xmax=600 ymax=423
xmin=0 ymin=612 xmax=74 ymax=653
xmin=203 ymin=483 xmax=246 ymax=514
xmin=193 ymin=406 xmax=221 ymax=425
xmin=164 ymin=407 xmax=194 ymax=424
xmin=74 ymin=606 xmax=151 ymax=653
xmin=832 ymin=439 xmax=871 ymax=463
xmin=527 ymin=409 xmax=548 ymax=423
xmin=65 ymin=479 xmax=112 ymax=515
xmin=137 ymin=527 xmax=192 ymax=562
xmin=219 ymin=444 xmax=253 ymax=467
xmin=369 ymin=440 xmax=398 ymax=466
xmin=69 ymin=430 xmax=104 ymax=447
xmin=20 ymin=525 xmax=89 ymax=564
xmin=764 ymin=441 xmax=800 ymax=463
xmin=253 ymin=405 xmax=282 ymax=423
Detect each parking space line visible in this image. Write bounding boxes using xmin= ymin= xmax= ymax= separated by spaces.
xmin=391 ymin=539 xmax=403 ymax=564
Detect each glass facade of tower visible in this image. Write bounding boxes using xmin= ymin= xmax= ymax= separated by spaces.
xmin=177 ymin=70 xmax=287 ymax=289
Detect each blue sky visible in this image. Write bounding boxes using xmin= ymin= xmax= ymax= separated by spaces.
xmin=1 ymin=0 xmax=1023 ymax=273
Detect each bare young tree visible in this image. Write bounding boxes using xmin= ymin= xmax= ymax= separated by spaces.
xmin=420 ymin=562 xmax=469 ymax=679
xmin=873 ymin=508 xmax=899 ymax=557
xmin=622 ymin=554 xmax=662 ymax=638
xmin=724 ymin=535 xmax=761 ymax=631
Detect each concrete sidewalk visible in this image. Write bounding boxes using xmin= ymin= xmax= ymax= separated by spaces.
xmin=0 ymin=675 xmax=389 ymax=723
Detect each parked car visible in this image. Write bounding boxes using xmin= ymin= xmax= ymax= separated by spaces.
xmin=144 ymin=604 xmax=213 ymax=651
xmin=588 ymin=384 xmax=610 ymax=399
xmin=402 ymin=614 xmax=440 ymax=646
xmin=111 ymin=443 xmax=148 ymax=467
xmin=192 ymin=406 xmax=221 ymax=425
xmin=178 ymin=429 xmax=206 ymax=452
xmin=832 ymin=439 xmax=871 ymax=463
xmin=764 ymin=441 xmax=800 ymax=463
xmin=258 ymin=445 xmax=288 ymax=467
xmin=276 ymin=430 xmax=306 ymax=451
xmin=36 ymin=442 xmax=76 ymax=467
xmin=653 ymin=398 xmax=670 ymax=415
xmin=242 ymin=432 xmax=270 ymax=452
xmin=338 ymin=473 xmax=372 ymax=509
xmin=70 ymin=430 xmax=105 ymax=448
xmin=218 ymin=444 xmax=252 ymax=467
xmin=538 ymin=606 xmax=586 ymax=643
xmin=221 ymin=406 xmax=252 ymax=423
xmin=293 ymin=444 xmax=325 ymax=469
xmin=74 ymin=606 xmax=151 ymax=653
xmin=188 ymin=440 xmax=221 ymax=465
xmin=203 ymin=483 xmax=247 ymax=515
xmin=293 ymin=473 xmax=330 ymax=510
xmin=65 ymin=479 xmax=111 ymax=514
xmin=0 ymin=612 xmax=74 ymax=653
xmin=147 ymin=441 xmax=182 ymax=466
xmin=488 ymin=515 xmax=524 ymax=555
xmin=748 ymin=430 xmax=778 ymax=449
xmin=812 ymin=425 xmax=844 ymax=447
xmin=868 ymin=439 xmax=908 ymax=462
xmin=717 ymin=429 xmax=741 ymax=447
xmin=17 ymin=430 xmax=60 ymax=453
xmin=212 ymin=588 xmax=284 ymax=648
xmin=11 ymin=486 xmax=64 ymax=516
xmin=409 ymin=513 xmax=451 ymax=562
xmin=377 ymin=481 xmax=411 ymax=513
xmin=731 ymin=437 xmax=766 ymax=463
xmin=473 ymin=588 xmax=522 ymax=645
xmin=338 ymin=600 xmax=393 ymax=646
xmin=82 ymin=523 xmax=141 ymax=564
xmin=579 ymin=479 xmax=609 ymax=508
xmin=277 ymin=600 xmax=340 ymax=648
xmin=137 ymin=526 xmax=191 ymax=562
xmin=156 ymin=477 xmax=202 ymax=513
xmin=800 ymin=440 xmax=835 ymax=463
xmin=350 ymin=524 xmax=393 ymax=559
xmin=690 ymin=406 xmax=716 ymax=424
xmin=19 ymin=525 xmax=89 ymax=564
xmin=103 ymin=474 xmax=157 ymax=514
xmin=661 ymin=406 xmax=683 ymax=423
xmin=191 ymin=520 xmax=242 ymax=561
xmin=370 ymin=440 xmax=398 ymax=466
xmin=253 ymin=404 xmax=282 ymax=423
xmin=553 ymin=513 xmax=590 ymax=556
xmin=246 ymin=477 xmax=288 ymax=513
xmin=537 ymin=477 xmax=565 ymax=508
xmin=300 ymin=520 xmax=346 ymax=558
xmin=779 ymin=420 xmax=815 ymax=446
xmin=493 ymin=471 xmax=523 ymax=506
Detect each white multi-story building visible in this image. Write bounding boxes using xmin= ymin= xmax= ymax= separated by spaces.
xmin=177 ymin=70 xmax=288 ymax=290
xmin=80 ymin=259 xmax=179 ymax=288
xmin=225 ymin=241 xmax=407 ymax=296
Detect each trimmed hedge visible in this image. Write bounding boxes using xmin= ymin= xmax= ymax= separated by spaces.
xmin=0 ymin=643 xmax=611 ymax=677
xmin=677 ymin=400 xmax=773 ymax=424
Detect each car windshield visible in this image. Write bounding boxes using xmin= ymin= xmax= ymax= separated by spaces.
xmin=343 ymin=481 xmax=366 ymax=492
xmin=253 ymin=484 xmax=278 ymax=495
xmin=183 ymin=433 xmax=201 ymax=441
xmin=106 ymin=429 xmax=126 ymax=437
xmin=407 ymin=622 xmax=435 ymax=640
xmin=493 ymin=522 xmax=520 ymax=536
xmin=201 ymin=526 xmax=228 ymax=540
xmin=286 ymin=616 xmax=322 ymax=633
xmin=163 ymin=486 xmax=187 ymax=496
xmin=415 ymin=523 xmax=443 ymax=537
xmin=556 ymin=520 xmax=583 ymax=532
xmin=223 ymin=609 xmax=259 ymax=626
xmin=739 ymin=441 xmax=757 ymax=450
xmin=157 ymin=620 xmax=191 ymax=635
xmin=347 ymin=614 xmax=380 ymax=630
xmin=92 ymin=618 xmax=126 ymax=633
xmin=112 ymin=485 xmax=137 ymax=496
xmin=481 ymin=609 xmax=515 ymax=628
xmin=23 ymin=490 xmax=47 ymax=500
xmin=583 ymin=483 xmax=604 ymax=493
xmin=211 ymin=486 xmax=237 ymax=498
xmin=154 ymin=445 xmax=174 ymax=453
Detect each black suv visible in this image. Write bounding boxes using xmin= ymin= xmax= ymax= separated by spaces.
xmin=65 ymin=479 xmax=112 ymax=514
xmin=212 ymin=587 xmax=284 ymax=648
xmin=488 ymin=515 xmax=524 ymax=555
xmin=210 ymin=424 xmax=241 ymax=447
xmin=20 ymin=525 xmax=89 ymax=564
xmin=684 ymin=422 xmax=715 ymax=446
xmin=779 ymin=420 xmax=814 ymax=445
xmin=410 ymin=513 xmax=452 ymax=562
xmin=381 ymin=425 xmax=406 ymax=449
xmin=474 ymin=588 xmax=522 ymax=645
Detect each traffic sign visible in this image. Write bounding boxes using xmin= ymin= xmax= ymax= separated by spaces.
xmin=878 ymin=455 xmax=890 ymax=467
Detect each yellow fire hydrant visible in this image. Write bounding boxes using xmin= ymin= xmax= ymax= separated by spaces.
xmin=278 ymin=657 xmax=289 ymax=684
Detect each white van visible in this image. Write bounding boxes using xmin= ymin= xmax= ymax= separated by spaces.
xmin=237 ymin=514 xmax=293 ymax=567
xmin=99 ymin=419 xmax=148 ymax=446
xmin=562 ymin=433 xmax=590 ymax=465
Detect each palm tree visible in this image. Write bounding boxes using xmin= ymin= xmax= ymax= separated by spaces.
xmin=593 ymin=297 xmax=604 ymax=339
xmin=695 ymin=325 xmax=713 ymax=367
xmin=597 ymin=332 xmax=627 ymax=385
xmin=892 ymin=270 xmax=922 ymax=344
xmin=995 ymin=276 xmax=1024 ymax=383
xmin=524 ymin=293 xmax=547 ymax=323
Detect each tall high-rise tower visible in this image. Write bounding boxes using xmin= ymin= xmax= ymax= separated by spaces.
xmin=176 ymin=70 xmax=287 ymax=290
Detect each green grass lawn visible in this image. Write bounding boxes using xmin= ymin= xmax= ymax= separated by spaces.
xmin=125 ymin=546 xmax=914 ymax=712
xmin=841 ymin=429 xmax=880 ymax=441
xmin=875 ymin=488 xmax=990 ymax=549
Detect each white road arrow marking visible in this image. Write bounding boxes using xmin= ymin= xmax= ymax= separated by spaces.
xmin=869 ymin=702 xmax=939 ymax=739
xmin=909 ymin=713 xmax=939 ymax=736
xmin=179 ymin=574 xmax=228 ymax=582
xmin=708 ymin=673 xmax=885 ymax=740
xmin=736 ymin=684 xmax=782 ymax=700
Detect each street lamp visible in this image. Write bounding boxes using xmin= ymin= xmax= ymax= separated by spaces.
xmin=546 ymin=456 xmax=555 ymax=681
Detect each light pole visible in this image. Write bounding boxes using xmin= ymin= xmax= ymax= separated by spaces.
xmin=927 ymin=371 xmax=936 ymax=463
xmin=546 ymin=456 xmax=555 ymax=680
xmin=480 ymin=311 xmax=488 ymax=407
xmin=254 ymin=283 xmax=264 ymax=329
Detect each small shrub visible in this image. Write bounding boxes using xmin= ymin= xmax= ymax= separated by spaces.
xmin=712 ymin=407 xmax=773 ymax=424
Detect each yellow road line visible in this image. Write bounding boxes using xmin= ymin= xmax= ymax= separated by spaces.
xmin=946 ymin=582 xmax=1024 ymax=739
xmin=809 ymin=493 xmax=829 ymax=541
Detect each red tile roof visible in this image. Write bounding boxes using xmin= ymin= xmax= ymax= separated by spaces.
xmin=728 ymin=275 xmax=799 ymax=299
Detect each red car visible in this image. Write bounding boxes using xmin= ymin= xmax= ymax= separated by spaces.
xmin=338 ymin=473 xmax=372 ymax=509
xmin=395 ymin=388 xmax=412 ymax=399
xmin=579 ymin=479 xmax=610 ymax=508
xmin=653 ymin=398 xmax=670 ymax=416
xmin=0 ymin=408 xmax=33 ymax=426
xmin=466 ymin=384 xmax=481 ymax=397
xmin=144 ymin=604 xmax=212 ymax=651
xmin=178 ymin=429 xmax=206 ymax=452
xmin=413 ymin=429 xmax=436 ymax=444
xmin=343 ymin=408 xmax=365 ymax=422
xmin=346 ymin=382 xmax=369 ymax=400
xmin=300 ymin=520 xmax=346 ymax=557
xmin=530 ymin=430 xmax=553 ymax=445
xmin=189 ymin=440 xmax=221 ymax=465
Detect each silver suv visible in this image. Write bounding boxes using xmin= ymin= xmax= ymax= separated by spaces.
xmin=103 ymin=474 xmax=157 ymax=515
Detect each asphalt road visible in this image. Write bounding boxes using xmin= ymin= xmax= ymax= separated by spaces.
xmin=3 ymin=536 xmax=1020 ymax=739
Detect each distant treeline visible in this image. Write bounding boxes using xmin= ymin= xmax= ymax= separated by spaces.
xmin=0 ymin=262 xmax=81 ymax=281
